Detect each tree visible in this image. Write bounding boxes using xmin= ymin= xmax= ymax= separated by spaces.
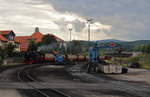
xmin=5 ymin=43 xmax=16 ymax=57
xmin=41 ymin=34 xmax=57 ymax=45
xmin=38 ymin=34 xmax=60 ymax=53
xmin=28 ymin=40 xmax=38 ymax=51
xmin=138 ymin=45 xmax=150 ymax=54
xmin=0 ymin=47 xmax=6 ymax=64
xmin=145 ymin=45 xmax=150 ymax=54
xmin=0 ymin=43 xmax=17 ymax=64
xmin=69 ymin=40 xmax=82 ymax=54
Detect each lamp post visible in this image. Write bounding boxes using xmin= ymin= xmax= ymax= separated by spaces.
xmin=67 ymin=24 xmax=73 ymax=55
xmin=87 ymin=19 xmax=93 ymax=47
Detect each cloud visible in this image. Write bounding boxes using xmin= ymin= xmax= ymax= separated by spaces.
xmin=78 ymin=22 xmax=112 ymax=40
xmin=90 ymin=22 xmax=112 ymax=31
xmin=0 ymin=0 xmax=112 ymax=40
xmin=1 ymin=0 xmax=149 ymax=40
xmin=50 ymin=0 xmax=150 ymax=41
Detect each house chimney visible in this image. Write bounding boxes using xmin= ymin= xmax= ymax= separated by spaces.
xmin=35 ymin=27 xmax=39 ymax=32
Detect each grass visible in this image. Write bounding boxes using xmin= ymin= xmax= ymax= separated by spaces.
xmin=119 ymin=54 xmax=150 ymax=70
xmin=140 ymin=61 xmax=150 ymax=70
xmin=1 ymin=64 xmax=17 ymax=66
xmin=141 ymin=64 xmax=150 ymax=70
xmin=121 ymin=64 xmax=129 ymax=67
xmin=0 ymin=57 xmax=24 ymax=66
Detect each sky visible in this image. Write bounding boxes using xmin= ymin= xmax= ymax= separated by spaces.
xmin=0 ymin=0 xmax=150 ymax=41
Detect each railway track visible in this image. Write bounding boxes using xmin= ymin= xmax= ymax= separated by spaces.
xmin=17 ymin=65 xmax=72 ymax=97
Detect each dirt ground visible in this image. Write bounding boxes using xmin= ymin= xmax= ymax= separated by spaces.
xmin=107 ymin=68 xmax=150 ymax=84
xmin=0 ymin=64 xmax=150 ymax=97
xmin=0 ymin=65 xmax=27 ymax=97
xmin=32 ymin=64 xmax=150 ymax=97
xmin=0 ymin=89 xmax=23 ymax=97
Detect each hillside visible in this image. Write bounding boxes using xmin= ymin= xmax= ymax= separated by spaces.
xmin=96 ymin=39 xmax=150 ymax=46
xmin=69 ymin=39 xmax=150 ymax=52
xmin=128 ymin=40 xmax=150 ymax=45
xmin=97 ymin=39 xmax=124 ymax=43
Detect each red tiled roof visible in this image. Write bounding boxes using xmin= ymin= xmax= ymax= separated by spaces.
xmin=14 ymin=36 xmax=30 ymax=43
xmin=14 ymin=36 xmax=30 ymax=52
xmin=0 ymin=30 xmax=12 ymax=35
xmin=15 ymin=32 xmax=64 ymax=52
xmin=0 ymin=34 xmax=8 ymax=41
xmin=20 ymin=43 xmax=29 ymax=52
xmin=31 ymin=32 xmax=43 ymax=43
xmin=31 ymin=32 xmax=43 ymax=38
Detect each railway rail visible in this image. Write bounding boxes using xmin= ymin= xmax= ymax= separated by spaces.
xmin=17 ymin=65 xmax=72 ymax=97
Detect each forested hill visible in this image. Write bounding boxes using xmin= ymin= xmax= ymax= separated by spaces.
xmin=72 ymin=39 xmax=150 ymax=46
xmin=68 ymin=39 xmax=150 ymax=51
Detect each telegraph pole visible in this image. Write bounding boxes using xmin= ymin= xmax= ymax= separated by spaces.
xmin=86 ymin=19 xmax=95 ymax=72
xmin=69 ymin=27 xmax=72 ymax=55
xmin=87 ymin=19 xmax=93 ymax=47
xmin=67 ymin=24 xmax=73 ymax=55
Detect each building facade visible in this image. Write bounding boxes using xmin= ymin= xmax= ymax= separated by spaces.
xmin=0 ymin=28 xmax=64 ymax=52
xmin=15 ymin=28 xmax=64 ymax=52
xmin=0 ymin=30 xmax=16 ymax=48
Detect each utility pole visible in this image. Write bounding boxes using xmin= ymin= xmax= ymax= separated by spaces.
xmin=86 ymin=19 xmax=93 ymax=67
xmin=87 ymin=19 xmax=93 ymax=47
xmin=69 ymin=28 xmax=72 ymax=55
xmin=67 ymin=24 xmax=73 ymax=55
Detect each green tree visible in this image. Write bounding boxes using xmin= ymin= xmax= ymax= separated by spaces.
xmin=139 ymin=45 xmax=150 ymax=54
xmin=0 ymin=47 xmax=6 ymax=64
xmin=70 ymin=40 xmax=82 ymax=54
xmin=38 ymin=34 xmax=60 ymax=53
xmin=41 ymin=34 xmax=57 ymax=45
xmin=5 ymin=43 xmax=16 ymax=57
xmin=0 ymin=43 xmax=17 ymax=64
xmin=145 ymin=45 xmax=150 ymax=54
xmin=28 ymin=40 xmax=38 ymax=51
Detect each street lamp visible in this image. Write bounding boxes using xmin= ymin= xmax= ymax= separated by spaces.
xmin=86 ymin=19 xmax=93 ymax=47
xmin=67 ymin=24 xmax=73 ymax=55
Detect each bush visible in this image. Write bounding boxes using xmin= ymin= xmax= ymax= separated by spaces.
xmin=128 ymin=56 xmax=141 ymax=63
xmin=139 ymin=54 xmax=150 ymax=69
xmin=136 ymin=45 xmax=150 ymax=54
xmin=0 ymin=56 xmax=3 ymax=65
xmin=129 ymin=62 xmax=141 ymax=68
xmin=0 ymin=47 xmax=6 ymax=65
xmin=5 ymin=43 xmax=16 ymax=57
xmin=125 ymin=54 xmax=150 ymax=69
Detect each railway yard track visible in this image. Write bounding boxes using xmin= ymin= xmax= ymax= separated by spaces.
xmin=0 ymin=63 xmax=148 ymax=97
xmin=17 ymin=65 xmax=72 ymax=97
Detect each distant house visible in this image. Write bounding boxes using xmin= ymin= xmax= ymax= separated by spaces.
xmin=15 ymin=27 xmax=64 ymax=52
xmin=0 ymin=30 xmax=15 ymax=41
xmin=0 ymin=30 xmax=16 ymax=48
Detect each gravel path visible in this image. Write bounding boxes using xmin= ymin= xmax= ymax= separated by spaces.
xmin=107 ymin=68 xmax=150 ymax=84
xmin=0 ymin=65 xmax=25 ymax=82
xmin=0 ymin=89 xmax=24 ymax=97
xmin=0 ymin=64 xmax=150 ymax=97
xmin=32 ymin=64 xmax=150 ymax=97
xmin=0 ymin=65 xmax=27 ymax=97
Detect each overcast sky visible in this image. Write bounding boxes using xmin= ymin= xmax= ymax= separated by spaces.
xmin=0 ymin=0 xmax=150 ymax=41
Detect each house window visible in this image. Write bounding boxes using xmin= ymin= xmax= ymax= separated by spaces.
xmin=8 ymin=35 xmax=14 ymax=40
